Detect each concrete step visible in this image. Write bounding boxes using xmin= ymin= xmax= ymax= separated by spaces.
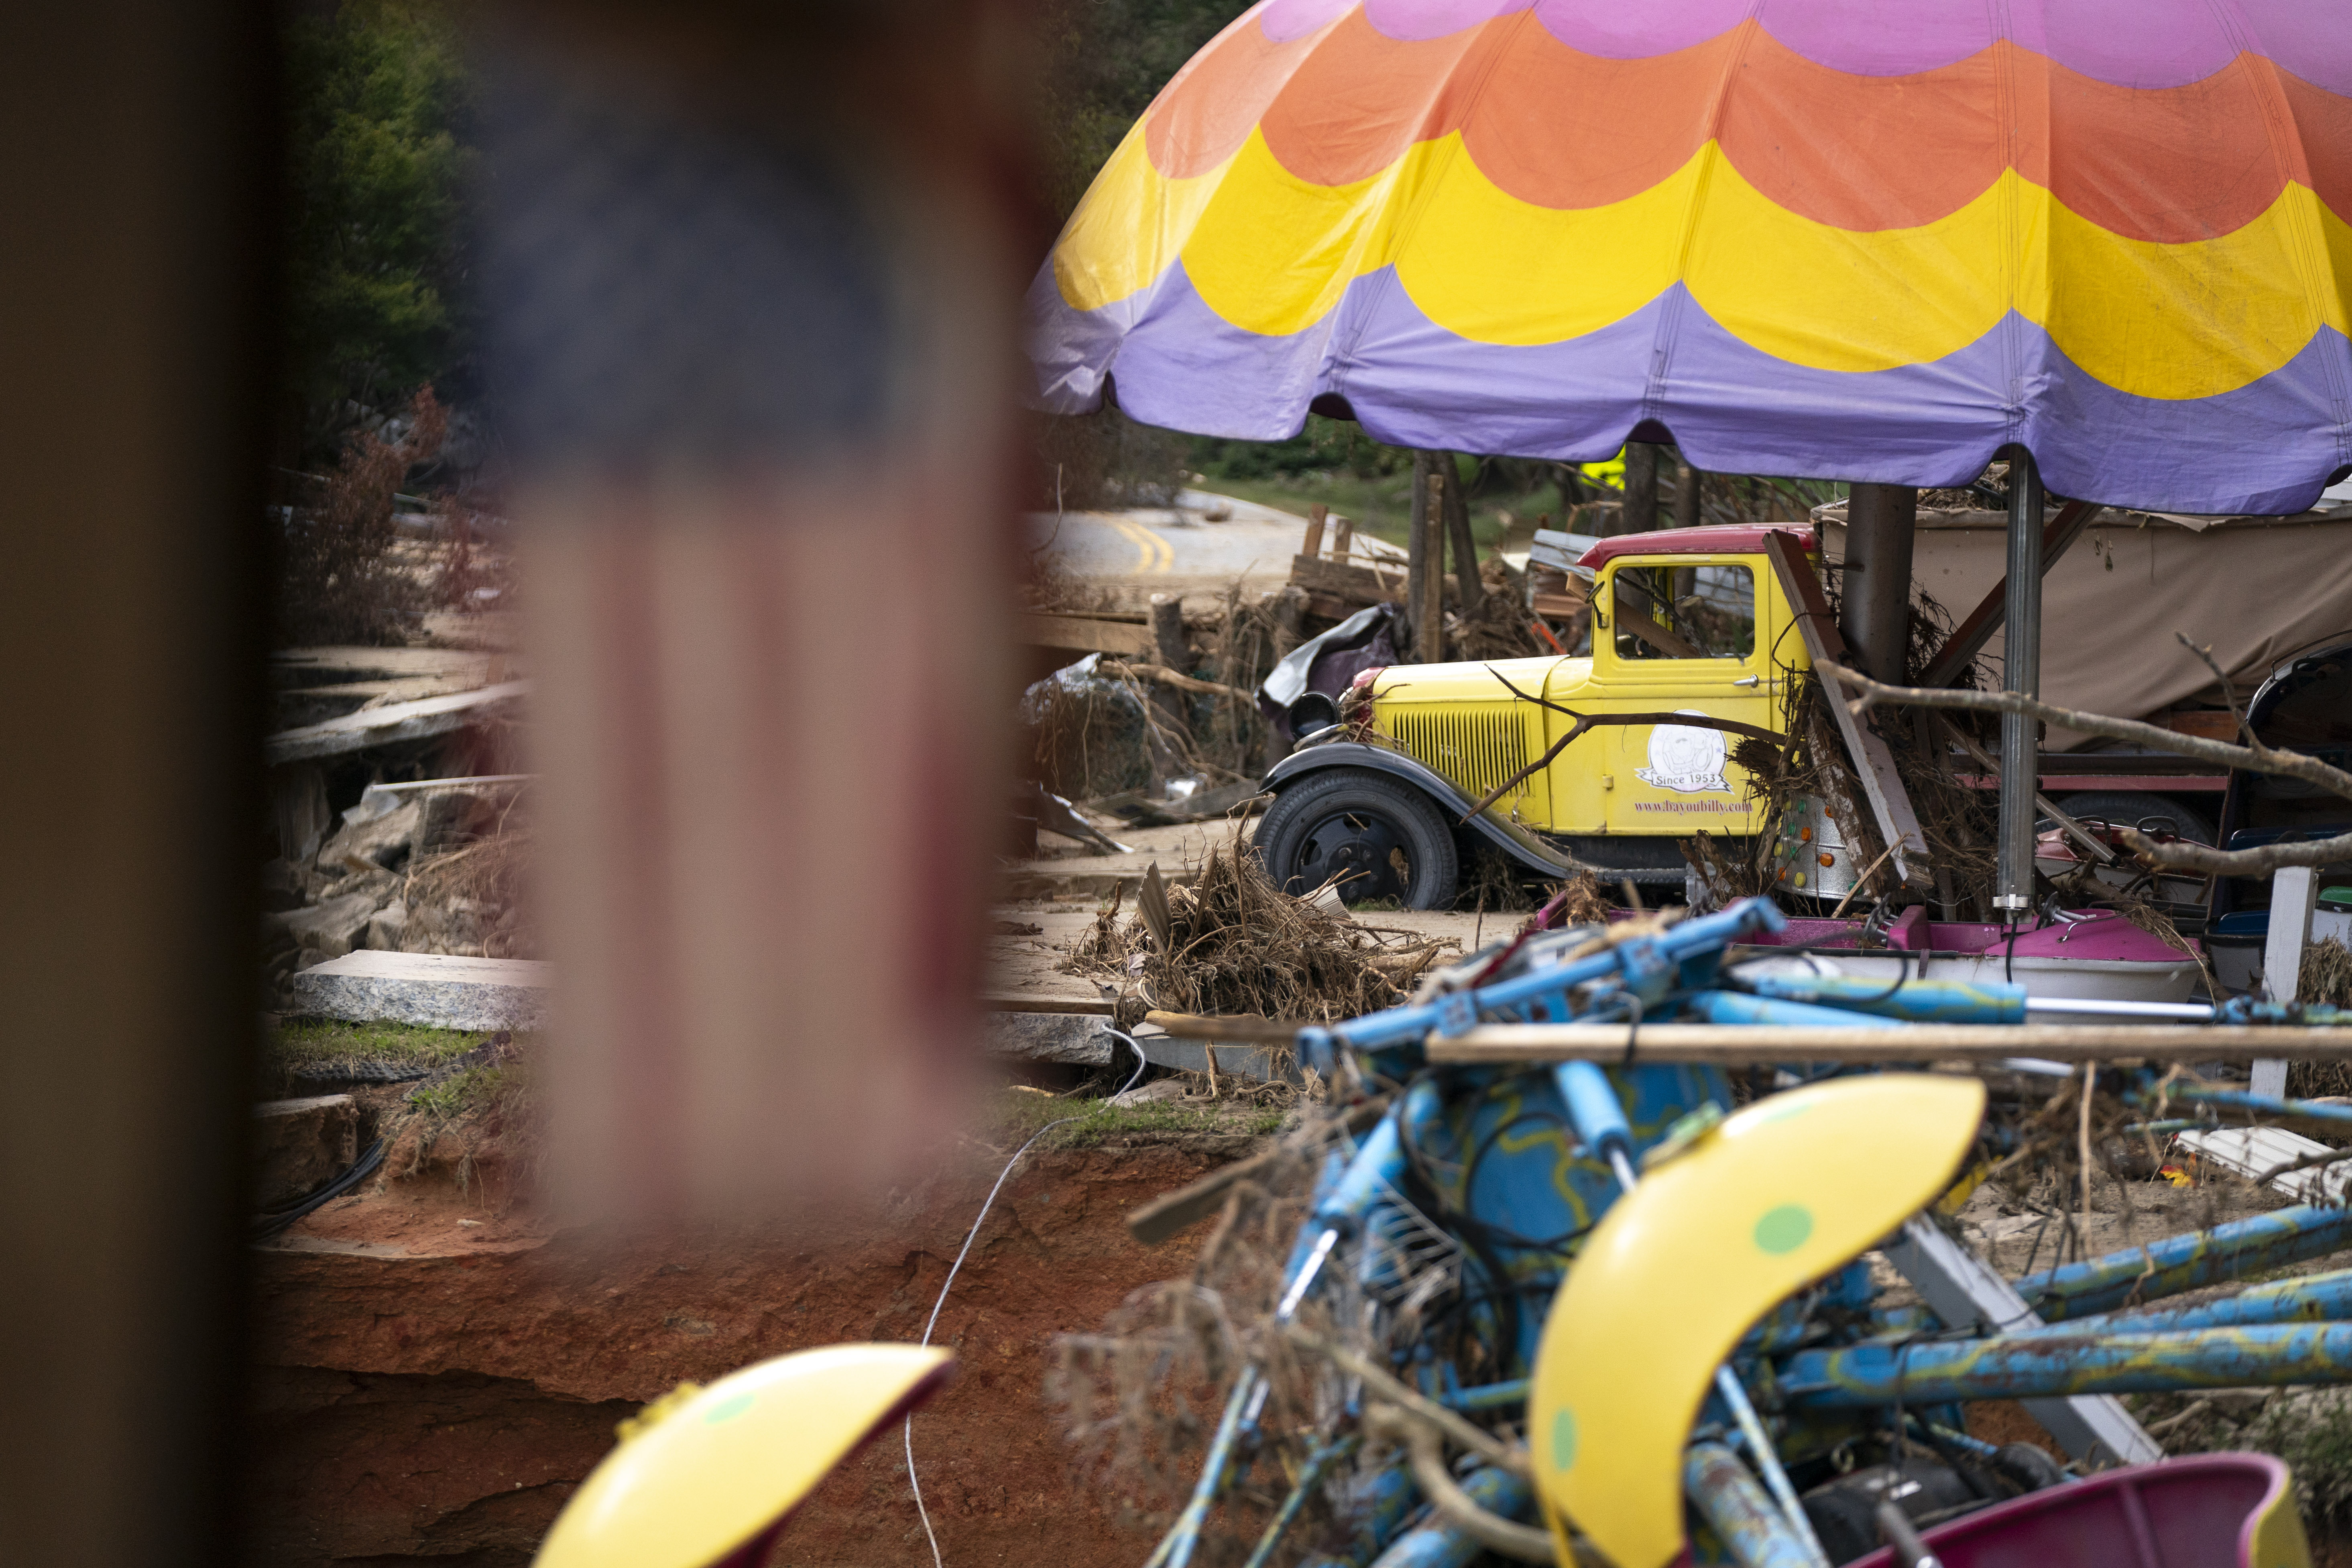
xmin=287 ymin=950 xmax=549 ymax=1033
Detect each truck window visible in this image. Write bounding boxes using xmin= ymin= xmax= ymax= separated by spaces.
xmin=1611 ymin=564 xmax=1755 ymax=661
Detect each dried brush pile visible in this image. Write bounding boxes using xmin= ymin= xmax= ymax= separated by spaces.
xmin=2305 ymin=938 xmax=2352 ymax=1009
xmin=1452 ymin=557 xmax=1547 ymax=663
xmin=1050 ymin=1107 xmax=1422 ymax=1563
xmin=402 ymin=826 xmax=533 ymax=959
xmin=1066 ymin=842 xmax=1454 ymax=1022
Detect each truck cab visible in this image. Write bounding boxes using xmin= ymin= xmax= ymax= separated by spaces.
xmin=1256 ymin=526 xmax=1824 ymax=907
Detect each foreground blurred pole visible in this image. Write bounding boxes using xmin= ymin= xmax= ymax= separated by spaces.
xmin=484 ymin=9 xmax=1025 ymax=1215
xmin=2 ymin=4 xmax=273 ymax=1563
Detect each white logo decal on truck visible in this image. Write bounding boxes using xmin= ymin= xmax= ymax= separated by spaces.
xmin=1636 ymin=711 xmax=1730 ymax=795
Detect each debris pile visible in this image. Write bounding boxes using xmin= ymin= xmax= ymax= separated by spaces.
xmin=1066 ymin=842 xmax=1454 ymax=1023
xmin=261 ymin=777 xmax=532 ymax=1008
xmin=1049 ymin=1110 xmax=1346 ymax=1551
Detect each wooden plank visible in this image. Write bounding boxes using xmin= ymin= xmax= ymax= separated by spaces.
xmin=1302 ymin=502 xmax=1327 ymax=559
xmin=1126 ymin=1096 xmax=1390 ymax=1245
xmin=1429 ymin=1023 xmax=2352 ymax=1065
xmin=264 ymin=680 xmax=529 ymax=766
xmin=1290 ymin=551 xmax=1406 ymax=606
xmin=1015 ymin=611 xmax=1156 ymax=657
xmin=1763 ymin=532 xmax=1932 ymax=891
xmin=981 ymin=993 xmax=1114 ymax=1015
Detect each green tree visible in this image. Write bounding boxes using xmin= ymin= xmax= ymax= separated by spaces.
xmin=282 ymin=0 xmax=471 ymax=461
xmin=1033 ymin=0 xmax=1252 ymax=226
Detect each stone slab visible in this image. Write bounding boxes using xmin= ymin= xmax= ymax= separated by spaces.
xmin=981 ymin=1011 xmax=1115 ymax=1066
xmin=268 ymin=890 xmax=384 ymax=959
xmin=1132 ymin=1032 xmax=1292 ymax=1084
xmin=287 ymin=950 xmax=549 ymax=1033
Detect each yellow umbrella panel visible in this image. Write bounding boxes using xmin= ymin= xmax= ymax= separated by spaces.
xmin=534 ymin=1343 xmax=955 ymax=1568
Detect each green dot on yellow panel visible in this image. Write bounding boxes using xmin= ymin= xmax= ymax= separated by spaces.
xmin=1753 ymin=1204 xmax=1813 ymax=1255
xmin=702 ymin=1393 xmax=755 ymax=1424
xmin=1551 ymin=1408 xmax=1579 ymax=1472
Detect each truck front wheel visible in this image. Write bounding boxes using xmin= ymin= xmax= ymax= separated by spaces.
xmin=1255 ymin=768 xmax=1460 ymax=910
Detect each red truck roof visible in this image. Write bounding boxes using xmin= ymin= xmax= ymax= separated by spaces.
xmin=1575 ymin=524 xmax=1817 ymax=570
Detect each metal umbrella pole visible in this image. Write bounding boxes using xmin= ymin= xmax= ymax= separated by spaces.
xmin=1995 ymin=448 xmax=2044 ymax=918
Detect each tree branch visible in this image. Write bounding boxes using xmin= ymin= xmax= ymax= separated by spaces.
xmin=1816 ymin=659 xmax=2352 ymax=874
xmin=1110 ymin=661 xmax=1255 ymax=704
xmin=1366 ymin=1405 xmax=1560 ymax=1563
xmin=1284 ymin=1325 xmax=1528 ymax=1478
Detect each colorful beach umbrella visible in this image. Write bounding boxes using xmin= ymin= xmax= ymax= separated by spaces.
xmin=1026 ymin=0 xmax=2352 ymax=515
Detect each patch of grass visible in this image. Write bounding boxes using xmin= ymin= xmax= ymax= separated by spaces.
xmin=987 ymin=1086 xmax=1285 ymax=1151
xmin=406 ymin=1064 xmax=508 ymax=1121
xmin=270 ymin=1016 xmax=491 ymax=1073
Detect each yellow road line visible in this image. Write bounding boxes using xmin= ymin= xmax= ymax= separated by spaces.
xmin=1111 ymin=515 xmax=1175 ymax=574
xmin=1111 ymin=516 xmax=1154 ymax=574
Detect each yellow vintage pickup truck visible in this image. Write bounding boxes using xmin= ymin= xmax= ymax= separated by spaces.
xmin=1257 ymin=524 xmax=1837 ymax=907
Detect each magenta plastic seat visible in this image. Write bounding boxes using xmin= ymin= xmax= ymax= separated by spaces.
xmin=1840 ymin=1455 xmax=2308 ymax=1568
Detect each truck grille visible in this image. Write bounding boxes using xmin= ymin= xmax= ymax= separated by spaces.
xmin=1386 ymin=707 xmax=1534 ymax=806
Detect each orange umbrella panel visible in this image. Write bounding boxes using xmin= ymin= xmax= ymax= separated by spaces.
xmin=1028 ymin=0 xmax=2352 ymax=515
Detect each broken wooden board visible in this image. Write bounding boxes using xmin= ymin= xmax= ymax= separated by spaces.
xmin=1017 ymin=611 xmax=1156 ymax=657
xmin=264 ymin=680 xmax=529 ymax=766
xmin=1289 ymin=553 xmax=1410 ymax=607
xmin=1762 ymin=532 xmax=1932 ymax=892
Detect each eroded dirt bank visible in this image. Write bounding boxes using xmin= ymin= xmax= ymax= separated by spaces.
xmin=247 ymin=1130 xmax=1240 ymax=1566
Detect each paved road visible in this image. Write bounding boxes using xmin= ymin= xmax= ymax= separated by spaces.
xmin=1025 ymin=489 xmax=1320 ymax=588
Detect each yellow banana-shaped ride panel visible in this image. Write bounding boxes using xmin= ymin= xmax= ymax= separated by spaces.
xmin=1530 ymin=1074 xmax=1986 ymax=1568
xmin=535 ymin=1343 xmax=955 ymax=1568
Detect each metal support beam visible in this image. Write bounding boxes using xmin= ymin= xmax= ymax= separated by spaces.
xmin=1995 ymin=450 xmax=2044 ymax=915
xmin=1880 ymin=1218 xmax=2161 ymax=1466
xmin=1839 ymin=484 xmax=1918 ymax=686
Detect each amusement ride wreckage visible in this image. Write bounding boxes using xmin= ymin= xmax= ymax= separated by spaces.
xmin=527 ymin=897 xmax=2352 ymax=1568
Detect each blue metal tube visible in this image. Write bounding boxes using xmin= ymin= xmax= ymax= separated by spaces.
xmin=1911 ymin=1417 xmax=2004 ymax=1463
xmin=1439 ymin=1379 xmax=1529 ymax=1412
xmin=1365 ymin=1466 xmax=1531 ymax=1568
xmin=1304 ymin=898 xmax=1787 ymax=1058
xmin=2014 ymin=1204 xmax=2352 ymax=1320
xmin=1685 ymin=1442 xmax=1820 ymax=1568
xmin=2152 ymin=1085 xmax=2352 ymax=1132
xmin=2009 ymin=1265 xmax=2352 ymax=1338
xmin=1297 ymin=1457 xmax=1419 ymax=1568
xmin=1243 ymin=1437 xmax=1359 ymax=1568
xmin=1144 ymin=1367 xmax=1259 ymax=1568
xmin=1686 ymin=990 xmax=1916 ymax=1029
xmin=1782 ymin=1323 xmax=2352 ymax=1407
xmin=1554 ymin=1060 xmax=1633 ymax=1166
xmin=1738 ymin=973 xmax=2026 ymax=1024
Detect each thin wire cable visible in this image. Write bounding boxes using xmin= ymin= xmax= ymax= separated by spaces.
xmin=906 ymin=1028 xmax=1151 ymax=1568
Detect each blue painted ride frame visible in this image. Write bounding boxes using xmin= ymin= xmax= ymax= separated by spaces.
xmin=1141 ymin=895 xmax=2352 ymax=1568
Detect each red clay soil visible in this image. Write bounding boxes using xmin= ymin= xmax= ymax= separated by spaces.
xmin=246 ymin=1124 xmax=1244 ymax=1567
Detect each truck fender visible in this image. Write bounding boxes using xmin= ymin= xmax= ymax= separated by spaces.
xmin=1263 ymin=741 xmax=1585 ymax=881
